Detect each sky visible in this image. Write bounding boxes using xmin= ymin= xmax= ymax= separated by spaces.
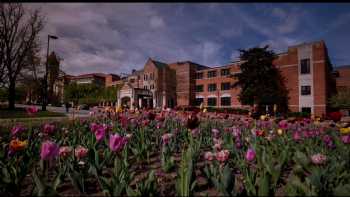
xmin=26 ymin=3 xmax=350 ymax=76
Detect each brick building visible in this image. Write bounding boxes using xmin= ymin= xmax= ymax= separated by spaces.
xmin=334 ymin=65 xmax=350 ymax=91
xmin=115 ymin=40 xmax=336 ymax=116
xmin=53 ymin=72 xmax=120 ymax=103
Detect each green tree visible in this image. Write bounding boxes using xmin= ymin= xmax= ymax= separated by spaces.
xmin=64 ymin=83 xmax=120 ymax=107
xmin=329 ymin=88 xmax=350 ymax=109
xmin=232 ymin=46 xmax=289 ymax=114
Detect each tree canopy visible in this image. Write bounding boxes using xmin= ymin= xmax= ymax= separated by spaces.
xmin=329 ymin=88 xmax=350 ymax=109
xmin=64 ymin=83 xmax=121 ymax=106
xmin=232 ymin=46 xmax=289 ymax=114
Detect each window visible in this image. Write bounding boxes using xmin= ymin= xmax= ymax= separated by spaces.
xmin=221 ymin=69 xmax=230 ymax=76
xmin=196 ymin=85 xmax=204 ymax=92
xmin=301 ymin=86 xmax=311 ymax=95
xmin=144 ymin=74 xmax=148 ymax=81
xmin=150 ymin=84 xmax=154 ymax=89
xmin=195 ymin=98 xmax=204 ymax=106
xmin=221 ymin=82 xmax=231 ymax=90
xmin=129 ymin=78 xmax=135 ymax=83
xmin=196 ymin=72 xmax=203 ymax=79
xmin=150 ymin=73 xmax=154 ymax=80
xmin=221 ymin=97 xmax=231 ymax=106
xmin=300 ymin=59 xmax=310 ymax=74
xmin=207 ymin=70 xmax=217 ymax=78
xmin=301 ymin=107 xmax=311 ymax=114
xmin=208 ymin=84 xmax=217 ymax=92
xmin=207 ymin=98 xmax=217 ymax=106
xmin=144 ymin=85 xmax=148 ymax=90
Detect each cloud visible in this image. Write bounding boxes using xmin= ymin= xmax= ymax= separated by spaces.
xmin=230 ymin=51 xmax=240 ymax=61
xmin=150 ymin=16 xmax=165 ymax=28
xmin=22 ymin=3 xmax=350 ymax=75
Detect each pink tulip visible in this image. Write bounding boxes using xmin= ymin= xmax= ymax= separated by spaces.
xmin=40 ymin=140 xmax=59 ymax=160
xmin=204 ymin=151 xmax=215 ymax=161
xmin=74 ymin=146 xmax=88 ymax=159
xmin=341 ymin=135 xmax=350 ymax=144
xmin=191 ymin=128 xmax=200 ymax=137
xmin=59 ymin=146 xmax=72 ymax=158
xmin=216 ymin=149 xmax=230 ymax=162
xmin=245 ymin=148 xmax=256 ymax=162
xmin=95 ymin=127 xmax=106 ymax=142
xmin=212 ymin=128 xmax=220 ymax=138
xmin=90 ymin=123 xmax=99 ymax=133
xmin=43 ymin=123 xmax=55 ymax=134
xmin=311 ymin=153 xmax=327 ymax=165
xmin=109 ymin=133 xmax=128 ymax=152
xmin=26 ymin=106 xmax=38 ymax=115
xmin=278 ymin=120 xmax=289 ymax=129
xmin=11 ymin=124 xmax=26 ymax=136
xmin=162 ymin=133 xmax=173 ymax=145
xmin=126 ymin=133 xmax=133 ymax=140
xmin=293 ymin=131 xmax=302 ymax=141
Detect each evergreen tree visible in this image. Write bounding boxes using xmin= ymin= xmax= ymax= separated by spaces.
xmin=232 ymin=45 xmax=289 ymax=115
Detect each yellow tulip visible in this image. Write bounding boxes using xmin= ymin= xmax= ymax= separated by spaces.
xmin=277 ymin=129 xmax=283 ymax=135
xmin=340 ymin=127 xmax=350 ymax=135
xmin=203 ymin=108 xmax=207 ymax=113
xmin=260 ymin=115 xmax=266 ymax=120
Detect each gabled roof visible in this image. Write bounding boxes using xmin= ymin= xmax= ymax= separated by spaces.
xmin=150 ymin=58 xmax=168 ymax=69
xmin=335 ymin=65 xmax=350 ymax=70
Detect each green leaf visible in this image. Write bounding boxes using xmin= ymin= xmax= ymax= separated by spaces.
xmin=258 ymin=173 xmax=270 ymax=196
xmin=334 ymin=184 xmax=350 ymax=196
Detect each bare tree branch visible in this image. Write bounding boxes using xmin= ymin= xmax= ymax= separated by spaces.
xmin=0 ymin=3 xmax=45 ymax=109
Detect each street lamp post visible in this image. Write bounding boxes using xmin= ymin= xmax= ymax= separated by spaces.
xmin=42 ymin=34 xmax=58 ymax=111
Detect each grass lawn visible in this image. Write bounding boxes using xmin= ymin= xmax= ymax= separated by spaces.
xmin=0 ymin=107 xmax=66 ymax=119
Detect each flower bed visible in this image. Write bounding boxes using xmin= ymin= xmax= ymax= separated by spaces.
xmin=1 ymin=107 xmax=350 ymax=196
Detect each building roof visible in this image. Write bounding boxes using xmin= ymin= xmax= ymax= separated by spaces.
xmin=335 ymin=65 xmax=350 ymax=70
xmin=151 ymin=59 xmax=168 ymax=69
xmin=71 ymin=73 xmax=105 ymax=79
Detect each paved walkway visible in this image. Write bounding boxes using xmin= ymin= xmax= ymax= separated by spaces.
xmin=15 ymin=104 xmax=90 ymax=118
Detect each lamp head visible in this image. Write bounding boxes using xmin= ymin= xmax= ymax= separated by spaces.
xmin=49 ymin=35 xmax=58 ymax=39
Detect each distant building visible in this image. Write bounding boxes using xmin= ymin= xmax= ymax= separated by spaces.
xmin=56 ymin=40 xmax=345 ymax=116
xmin=53 ymin=72 xmax=121 ymax=103
xmin=115 ymin=40 xmax=336 ymax=116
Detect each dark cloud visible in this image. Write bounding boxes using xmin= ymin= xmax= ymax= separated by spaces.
xmin=25 ymin=3 xmax=350 ymax=75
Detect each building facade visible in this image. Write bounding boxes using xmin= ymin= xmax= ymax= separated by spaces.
xmin=334 ymin=65 xmax=350 ymax=91
xmin=115 ymin=40 xmax=336 ymax=116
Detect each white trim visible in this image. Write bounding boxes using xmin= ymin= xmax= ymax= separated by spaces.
xmin=313 ymin=60 xmax=325 ymax=64
xmin=207 ymin=95 xmax=217 ymax=98
xmin=279 ymin=64 xmax=298 ymax=68
xmin=297 ymin=44 xmax=314 ymax=114
xmin=220 ymin=93 xmax=231 ymax=97
xmin=195 ymin=95 xmax=204 ymax=99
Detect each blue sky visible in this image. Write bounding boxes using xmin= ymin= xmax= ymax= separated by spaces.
xmin=27 ymin=3 xmax=350 ymax=75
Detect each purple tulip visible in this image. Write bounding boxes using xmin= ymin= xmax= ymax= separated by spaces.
xmin=40 ymin=140 xmax=59 ymax=160
xmin=109 ymin=133 xmax=128 ymax=152
xmin=322 ymin=135 xmax=335 ymax=148
xmin=90 ymin=123 xmax=99 ymax=133
xmin=95 ymin=126 xmax=106 ymax=142
xmin=43 ymin=123 xmax=55 ymax=134
xmin=11 ymin=124 xmax=26 ymax=136
xmin=245 ymin=148 xmax=256 ymax=162
xmin=341 ymin=135 xmax=350 ymax=144
xmin=278 ymin=120 xmax=289 ymax=129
